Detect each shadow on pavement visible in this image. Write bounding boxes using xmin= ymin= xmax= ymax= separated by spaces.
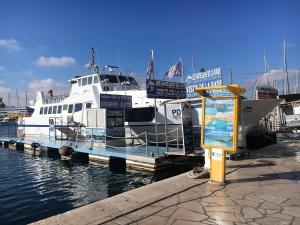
xmin=227 ymin=171 xmax=300 ymax=183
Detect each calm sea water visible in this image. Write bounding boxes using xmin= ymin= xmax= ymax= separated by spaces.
xmin=0 ymin=147 xmax=152 ymax=225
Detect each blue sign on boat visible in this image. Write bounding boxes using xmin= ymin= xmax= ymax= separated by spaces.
xmin=146 ymin=79 xmax=186 ymax=99
xmin=185 ymin=67 xmax=222 ymax=98
xmin=100 ymin=94 xmax=132 ymax=109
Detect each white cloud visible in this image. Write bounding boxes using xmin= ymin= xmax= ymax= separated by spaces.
xmin=35 ymin=56 xmax=76 ymax=67
xmin=0 ymin=38 xmax=22 ymax=51
xmin=28 ymin=78 xmax=68 ymax=95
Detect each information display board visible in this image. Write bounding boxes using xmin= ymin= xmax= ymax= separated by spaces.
xmin=203 ymin=98 xmax=234 ymax=148
xmin=146 ymin=79 xmax=186 ymax=99
xmin=196 ymin=85 xmax=245 ymax=152
xmin=100 ymin=94 xmax=132 ymax=109
xmin=186 ymin=67 xmax=222 ymax=98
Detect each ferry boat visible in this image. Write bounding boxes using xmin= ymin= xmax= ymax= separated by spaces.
xmin=18 ymin=49 xmax=183 ymax=144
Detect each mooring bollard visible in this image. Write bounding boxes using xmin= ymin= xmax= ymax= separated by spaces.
xmin=4 ymin=141 xmax=9 ymax=148
xmin=109 ymin=156 xmax=126 ymax=172
xmin=16 ymin=143 xmax=24 ymax=151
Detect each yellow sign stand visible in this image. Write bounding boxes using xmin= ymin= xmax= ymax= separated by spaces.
xmin=195 ymin=85 xmax=246 ymax=183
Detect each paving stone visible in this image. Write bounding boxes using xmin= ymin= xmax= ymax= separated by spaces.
xmin=111 ymin=216 xmax=133 ymax=225
xmin=204 ymin=206 xmax=241 ymax=213
xmin=178 ymin=200 xmax=205 ymax=213
xmin=206 ymin=211 xmax=240 ymax=222
xmin=167 ymin=208 xmax=208 ymax=224
xmin=282 ymin=207 xmax=300 ymax=217
xmin=265 ymin=209 xmax=280 ymax=214
xmin=242 ymin=206 xmax=263 ymax=219
xmin=156 ymin=206 xmax=177 ymax=217
xmin=259 ymin=201 xmax=281 ymax=210
xmin=202 ymin=196 xmax=236 ymax=206
xmin=234 ymin=199 xmax=260 ymax=208
xmin=282 ymin=199 xmax=300 ymax=206
xmin=156 ymin=195 xmax=179 ymax=207
xmin=268 ymin=213 xmax=294 ymax=221
xmin=178 ymin=190 xmax=201 ymax=202
xmin=258 ymin=194 xmax=287 ymax=205
xmin=136 ymin=215 xmax=168 ymax=225
xmin=126 ymin=205 xmax=163 ymax=220
xmin=204 ymin=220 xmax=234 ymax=225
xmin=172 ymin=220 xmax=207 ymax=225
xmin=244 ymin=194 xmax=265 ymax=203
xmin=255 ymin=216 xmax=291 ymax=225
xmin=292 ymin=217 xmax=300 ymax=225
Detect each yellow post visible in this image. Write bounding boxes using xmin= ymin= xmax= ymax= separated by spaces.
xmin=210 ymin=148 xmax=226 ymax=183
xmin=195 ymin=85 xmax=246 ymax=183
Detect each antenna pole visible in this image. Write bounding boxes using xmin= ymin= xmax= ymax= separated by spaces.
xmin=229 ymin=68 xmax=233 ymax=84
xmin=192 ymin=56 xmax=195 ymax=75
xmin=25 ymin=91 xmax=28 ymax=107
xmin=284 ymin=39 xmax=290 ymax=94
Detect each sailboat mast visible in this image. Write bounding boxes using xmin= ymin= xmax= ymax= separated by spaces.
xmin=264 ymin=49 xmax=269 ymax=85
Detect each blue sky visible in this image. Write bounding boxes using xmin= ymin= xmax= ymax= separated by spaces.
xmin=0 ymin=0 xmax=299 ymax=102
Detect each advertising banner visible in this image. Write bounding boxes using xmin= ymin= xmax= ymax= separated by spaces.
xmin=146 ymin=79 xmax=186 ymax=99
xmin=186 ymin=67 xmax=222 ymax=98
xmin=203 ymin=98 xmax=234 ymax=148
xmin=86 ymin=128 xmax=106 ymax=143
xmin=285 ymin=114 xmax=300 ymax=127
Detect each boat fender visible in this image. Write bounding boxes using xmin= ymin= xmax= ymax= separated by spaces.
xmin=31 ymin=142 xmax=40 ymax=149
xmin=59 ymin=146 xmax=73 ymax=156
xmin=9 ymin=140 xmax=16 ymax=145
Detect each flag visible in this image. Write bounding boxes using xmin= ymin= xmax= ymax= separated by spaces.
xmin=146 ymin=50 xmax=154 ymax=79
xmin=84 ymin=62 xmax=92 ymax=69
xmin=166 ymin=61 xmax=182 ymax=79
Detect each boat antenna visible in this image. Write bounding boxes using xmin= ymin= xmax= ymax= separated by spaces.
xmin=283 ymin=39 xmax=290 ymax=95
xmin=229 ymin=67 xmax=233 ymax=84
xmin=25 ymin=90 xmax=28 ymax=107
xmin=84 ymin=47 xmax=99 ymax=73
xmin=116 ymin=52 xmax=121 ymax=74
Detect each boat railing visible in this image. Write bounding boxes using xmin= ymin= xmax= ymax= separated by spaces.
xmin=45 ymin=94 xmax=69 ymax=104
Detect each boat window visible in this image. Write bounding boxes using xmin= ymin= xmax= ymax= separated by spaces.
xmin=48 ymin=106 xmax=53 ymax=114
xmin=78 ymin=79 xmax=82 ymax=86
xmin=53 ymin=106 xmax=57 ymax=114
xmin=86 ymin=102 xmax=92 ymax=109
xmin=43 ymin=107 xmax=48 ymax=114
xmin=40 ymin=107 xmax=43 ymax=115
xmin=100 ymin=75 xmax=118 ymax=83
xmin=63 ymin=104 xmax=68 ymax=110
xmin=57 ymin=105 xmax=62 ymax=114
xmin=74 ymin=103 xmax=82 ymax=112
xmin=93 ymin=75 xmax=99 ymax=84
xmin=125 ymin=107 xmax=155 ymax=122
xmin=88 ymin=76 xmax=93 ymax=85
xmin=68 ymin=104 xmax=73 ymax=113
xmin=82 ymin=77 xmax=87 ymax=86
xmin=119 ymin=75 xmax=129 ymax=83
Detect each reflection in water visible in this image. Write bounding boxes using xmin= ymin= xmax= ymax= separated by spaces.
xmin=0 ymin=148 xmax=152 ymax=225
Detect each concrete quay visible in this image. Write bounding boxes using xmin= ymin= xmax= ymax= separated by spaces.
xmin=32 ymin=136 xmax=300 ymax=225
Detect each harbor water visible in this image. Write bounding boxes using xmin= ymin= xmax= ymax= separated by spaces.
xmin=0 ymin=147 xmax=152 ymax=225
